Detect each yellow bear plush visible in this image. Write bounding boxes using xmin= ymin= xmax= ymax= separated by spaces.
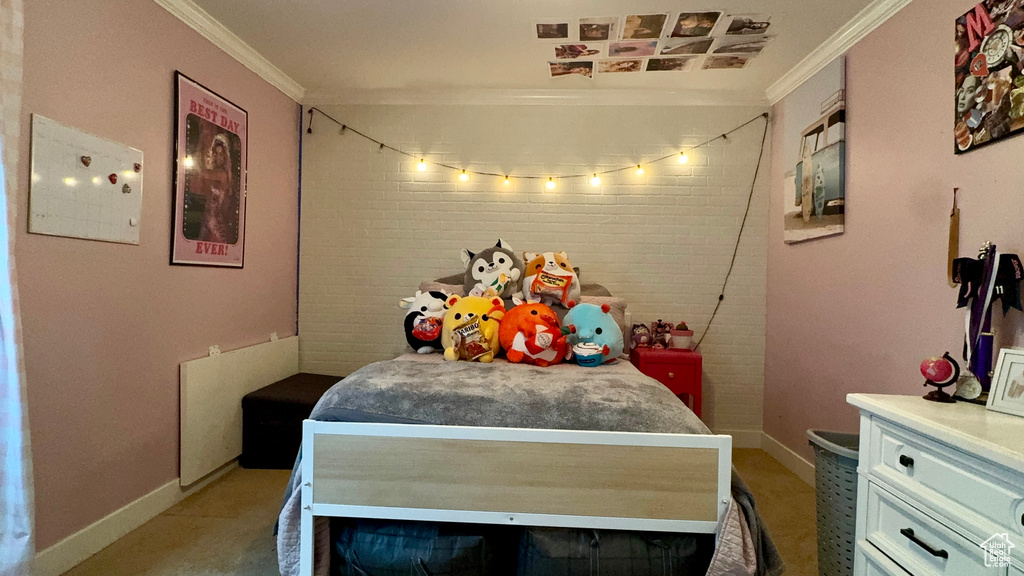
xmin=441 ymin=295 xmax=506 ymax=362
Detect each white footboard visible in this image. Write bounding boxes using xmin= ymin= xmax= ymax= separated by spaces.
xmin=299 ymin=421 xmax=732 ymax=575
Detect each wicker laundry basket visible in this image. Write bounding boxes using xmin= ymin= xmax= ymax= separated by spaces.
xmin=807 ymin=430 xmax=860 ymax=576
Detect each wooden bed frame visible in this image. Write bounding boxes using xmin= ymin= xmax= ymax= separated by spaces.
xmin=299 ymin=420 xmax=733 ymax=574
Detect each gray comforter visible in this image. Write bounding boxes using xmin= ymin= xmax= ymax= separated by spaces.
xmin=277 ymin=354 xmax=783 ymax=576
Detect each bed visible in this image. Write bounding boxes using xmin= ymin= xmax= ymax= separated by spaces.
xmin=276 ymin=354 xmax=784 ymax=576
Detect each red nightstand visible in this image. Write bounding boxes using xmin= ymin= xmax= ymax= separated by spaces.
xmin=629 ymin=347 xmax=703 ymax=418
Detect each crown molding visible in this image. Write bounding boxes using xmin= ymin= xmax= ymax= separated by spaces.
xmin=765 ymin=0 xmax=912 ymax=104
xmin=303 ymin=87 xmax=769 ymax=108
xmin=153 ymin=0 xmax=305 ymax=102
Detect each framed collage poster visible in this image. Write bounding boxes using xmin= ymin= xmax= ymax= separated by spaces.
xmin=172 ymin=72 xmax=247 ymax=267
xmin=954 ymin=2 xmax=1024 ymax=154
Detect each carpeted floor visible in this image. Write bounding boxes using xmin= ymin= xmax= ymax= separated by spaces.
xmin=63 ymin=448 xmax=817 ymax=575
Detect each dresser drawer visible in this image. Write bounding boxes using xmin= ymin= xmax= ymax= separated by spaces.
xmin=856 ymin=540 xmax=911 ymax=575
xmin=642 ymin=362 xmax=699 ymax=394
xmin=864 ymin=483 xmax=1003 ymax=576
xmin=868 ymin=418 xmax=1024 ymax=537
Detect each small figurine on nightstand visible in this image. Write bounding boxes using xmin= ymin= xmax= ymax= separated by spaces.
xmin=651 ymin=319 xmax=673 ymax=349
xmin=920 ymin=352 xmax=960 ymax=403
xmin=630 ymin=324 xmax=652 ymax=349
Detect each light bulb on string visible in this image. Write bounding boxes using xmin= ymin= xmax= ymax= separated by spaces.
xmin=546 ymin=177 xmax=556 ymax=190
xmin=459 ymin=170 xmax=469 ymax=181
xmin=417 ymin=158 xmax=426 ymax=171
xmin=678 ymin=151 xmax=689 ymax=164
xmin=636 ymin=165 xmax=644 ymax=176
xmin=590 ymin=174 xmax=601 ymax=186
xmin=504 ymin=176 xmax=510 ymax=185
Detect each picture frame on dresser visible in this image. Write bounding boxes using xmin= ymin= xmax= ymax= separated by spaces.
xmin=987 ymin=348 xmax=1024 ymax=417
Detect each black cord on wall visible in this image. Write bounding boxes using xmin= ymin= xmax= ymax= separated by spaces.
xmin=694 ymin=114 xmax=770 ymax=351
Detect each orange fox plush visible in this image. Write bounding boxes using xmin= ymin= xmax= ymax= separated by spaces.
xmin=498 ymin=299 xmax=570 ymax=367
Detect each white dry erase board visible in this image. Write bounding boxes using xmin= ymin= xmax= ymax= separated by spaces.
xmin=29 ymin=115 xmax=143 ymax=245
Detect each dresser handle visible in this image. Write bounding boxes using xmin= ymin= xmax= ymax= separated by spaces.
xmin=900 ymin=528 xmax=948 ymax=559
xmin=898 ymin=455 xmax=914 ymax=468
xmin=668 ymin=372 xmax=674 ymax=379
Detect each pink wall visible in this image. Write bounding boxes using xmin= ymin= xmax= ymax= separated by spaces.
xmin=765 ymin=0 xmax=1024 ymax=460
xmin=20 ymin=1 xmax=299 ymax=549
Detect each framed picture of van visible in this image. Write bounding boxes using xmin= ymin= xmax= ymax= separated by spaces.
xmin=780 ymin=57 xmax=845 ymax=244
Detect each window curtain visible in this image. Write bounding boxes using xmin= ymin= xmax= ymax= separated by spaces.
xmin=0 ymin=0 xmax=32 ymax=574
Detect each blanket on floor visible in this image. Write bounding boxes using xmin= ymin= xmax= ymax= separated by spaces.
xmin=277 ymin=354 xmax=783 ymax=576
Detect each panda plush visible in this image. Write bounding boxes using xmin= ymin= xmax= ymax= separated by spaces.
xmin=399 ymin=290 xmax=449 ymax=353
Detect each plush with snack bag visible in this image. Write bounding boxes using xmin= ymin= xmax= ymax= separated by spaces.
xmin=522 ymin=251 xmax=580 ymax=307
xmin=564 ymin=301 xmax=623 ymax=365
xmin=441 ymin=295 xmax=506 ymax=362
xmin=498 ymin=299 xmax=571 ymax=367
xmin=461 ymin=239 xmax=525 ymax=299
xmin=399 ymin=290 xmax=449 ymax=353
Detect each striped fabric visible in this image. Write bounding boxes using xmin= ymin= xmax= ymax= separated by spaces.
xmin=0 ymin=1 xmax=33 ymax=574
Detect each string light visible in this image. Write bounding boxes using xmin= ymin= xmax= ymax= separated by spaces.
xmin=183 ymin=155 xmax=195 ymax=169
xmin=302 ymin=107 xmax=768 ymax=186
xmin=417 ymin=158 xmax=426 ymax=171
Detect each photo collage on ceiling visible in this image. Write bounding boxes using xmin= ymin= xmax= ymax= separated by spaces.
xmin=534 ymin=12 xmax=773 ymax=78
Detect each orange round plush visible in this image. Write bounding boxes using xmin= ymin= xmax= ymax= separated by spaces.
xmin=498 ymin=301 xmax=569 ymax=367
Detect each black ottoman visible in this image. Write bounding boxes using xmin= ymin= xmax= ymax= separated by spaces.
xmin=241 ymin=373 xmax=341 ymax=469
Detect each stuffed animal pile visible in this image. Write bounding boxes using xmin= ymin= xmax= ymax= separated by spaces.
xmin=400 ymin=240 xmax=624 ymax=366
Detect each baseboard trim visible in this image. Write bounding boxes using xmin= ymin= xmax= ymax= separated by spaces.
xmin=718 ymin=429 xmax=764 ymax=449
xmin=33 ymin=461 xmax=238 ymax=576
xmin=761 ymin=432 xmax=815 ymax=487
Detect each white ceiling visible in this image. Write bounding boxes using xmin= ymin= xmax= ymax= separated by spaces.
xmin=189 ymin=0 xmax=877 ymax=104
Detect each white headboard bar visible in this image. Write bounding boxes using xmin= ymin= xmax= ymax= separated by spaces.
xmin=179 ymin=336 xmax=299 ymax=486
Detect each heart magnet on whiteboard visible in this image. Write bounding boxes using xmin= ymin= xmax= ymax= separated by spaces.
xmin=134 ymin=163 xmax=141 ymax=173
xmin=80 ymin=156 xmax=91 ymax=167
xmin=122 ymin=183 xmax=131 ymax=194
xmin=108 ymin=173 xmax=117 ymax=184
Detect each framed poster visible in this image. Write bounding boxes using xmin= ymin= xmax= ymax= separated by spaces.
xmin=172 ymin=72 xmax=247 ymax=267
xmin=954 ymin=2 xmax=1024 ymax=154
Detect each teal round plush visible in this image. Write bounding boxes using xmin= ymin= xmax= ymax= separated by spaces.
xmin=564 ymin=303 xmax=624 ymax=364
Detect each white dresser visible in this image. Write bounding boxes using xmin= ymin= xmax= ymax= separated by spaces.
xmin=848 ymin=394 xmax=1024 ymax=576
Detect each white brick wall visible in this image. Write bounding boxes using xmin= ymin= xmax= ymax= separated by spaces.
xmin=299 ymin=104 xmax=769 ymax=433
